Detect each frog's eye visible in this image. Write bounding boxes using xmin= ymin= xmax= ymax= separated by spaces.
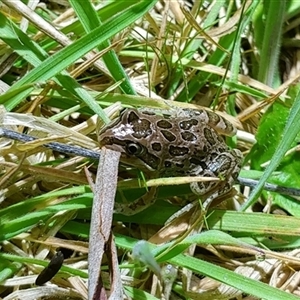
xmin=126 ymin=143 xmax=144 ymax=155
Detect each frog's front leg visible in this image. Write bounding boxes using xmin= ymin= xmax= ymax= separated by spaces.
xmin=114 ymin=186 xmax=158 ymax=215
xmin=190 ymin=149 xmax=242 ymax=201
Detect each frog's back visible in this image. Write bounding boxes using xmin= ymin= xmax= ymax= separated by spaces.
xmin=99 ymin=109 xmax=229 ymax=177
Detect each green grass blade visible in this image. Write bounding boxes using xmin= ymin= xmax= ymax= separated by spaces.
xmin=0 ymin=13 xmax=109 ymax=122
xmin=241 ymin=91 xmax=300 ymax=210
xmin=69 ymin=0 xmax=136 ymax=95
xmin=0 ymin=1 xmax=156 ymax=112
xmin=113 ymin=233 xmax=299 ymax=300
xmin=257 ymin=1 xmax=286 ymax=86
xmin=172 ymin=254 xmax=299 ymax=300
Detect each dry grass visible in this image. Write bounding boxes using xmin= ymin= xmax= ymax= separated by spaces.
xmin=1 ymin=1 xmax=300 ymax=299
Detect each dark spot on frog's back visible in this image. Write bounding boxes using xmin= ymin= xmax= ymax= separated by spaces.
xmin=203 ymin=127 xmax=217 ymax=145
xmin=132 ymin=120 xmax=152 ymax=138
xmin=190 ymin=157 xmax=207 ymax=169
xmin=151 ymin=142 xmax=162 ymax=151
xmin=179 ymin=119 xmax=198 ymax=130
xmin=169 ymin=145 xmax=189 ymax=156
xmin=207 ymin=110 xmax=221 ymax=124
xmin=181 ymin=131 xmax=197 ymax=141
xmin=157 ymin=119 xmax=172 ymax=129
xmin=161 ymin=130 xmax=176 ymax=142
xmin=127 ymin=110 xmax=140 ymax=123
xmin=126 ymin=113 xmax=152 ymax=139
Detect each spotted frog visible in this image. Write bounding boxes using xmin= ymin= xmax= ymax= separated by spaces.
xmin=98 ymin=108 xmax=243 ymax=215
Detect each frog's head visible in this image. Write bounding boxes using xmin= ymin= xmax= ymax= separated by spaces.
xmin=98 ymin=109 xmax=160 ymax=172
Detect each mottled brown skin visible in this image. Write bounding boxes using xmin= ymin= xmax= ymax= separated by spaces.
xmin=99 ymin=108 xmax=242 ymax=215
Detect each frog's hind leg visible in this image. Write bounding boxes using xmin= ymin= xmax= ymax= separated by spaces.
xmin=189 ymin=150 xmax=241 ymax=202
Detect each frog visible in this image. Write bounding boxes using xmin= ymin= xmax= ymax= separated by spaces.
xmin=98 ymin=107 xmax=243 ymax=215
